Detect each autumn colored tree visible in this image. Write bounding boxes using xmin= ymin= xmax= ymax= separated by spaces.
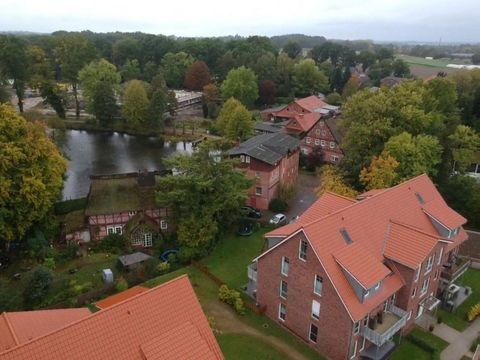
xmin=258 ymin=80 xmax=276 ymax=105
xmin=122 ymin=80 xmax=150 ymax=126
xmin=184 ymin=61 xmax=211 ymax=91
xmin=315 ymin=165 xmax=358 ymax=198
xmin=0 ymin=104 xmax=67 ymax=242
xmin=216 ymin=97 xmax=254 ymax=141
xmin=221 ymin=66 xmax=258 ymax=107
xmin=360 ymin=153 xmax=400 ymax=190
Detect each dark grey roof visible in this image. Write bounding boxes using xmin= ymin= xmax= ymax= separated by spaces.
xmin=325 ymin=117 xmax=343 ymax=144
xmin=228 ymin=132 xmax=300 ymax=166
xmin=118 ymin=252 xmax=152 ymax=267
xmin=261 ymin=104 xmax=287 ymax=113
xmin=255 ymin=122 xmax=282 ymax=134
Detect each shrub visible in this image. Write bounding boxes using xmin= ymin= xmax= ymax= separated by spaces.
xmin=98 ymin=234 xmax=127 ymax=252
xmin=470 ymin=336 xmax=480 ymax=353
xmin=268 ymin=198 xmax=288 ymax=213
xmin=43 ymin=257 xmax=56 ymax=270
xmin=177 ymin=246 xmax=202 ymax=264
xmin=468 ymin=303 xmax=480 ymax=321
xmin=218 ymin=285 xmax=245 ymax=315
xmin=115 ymin=277 xmax=128 ymax=292
xmin=156 ymin=261 xmax=171 ymax=274
xmin=55 ymin=244 xmax=79 ymax=263
xmin=23 ymin=267 xmax=54 ymax=308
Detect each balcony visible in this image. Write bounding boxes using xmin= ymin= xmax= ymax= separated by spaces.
xmin=246 ymin=263 xmax=258 ymax=299
xmin=248 ymin=263 xmax=257 ymax=282
xmin=441 ymin=257 xmax=471 ymax=283
xmin=362 ymin=305 xmax=408 ymax=347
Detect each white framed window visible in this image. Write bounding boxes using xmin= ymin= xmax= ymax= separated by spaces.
xmin=255 ymin=186 xmax=262 ymax=196
xmin=414 ymin=266 xmax=421 ymax=282
xmin=281 ymin=257 xmax=289 ymax=276
xmin=363 ymin=315 xmax=369 ymax=327
xmin=107 ymin=226 xmax=115 ymax=235
xmin=306 ymin=137 xmax=312 ymax=144
xmin=319 ymin=121 xmax=325 ymax=127
xmin=320 ymin=140 xmax=326 ymax=147
xmin=315 ymin=139 xmax=320 ymax=145
xmin=315 ymin=129 xmax=321 ymax=135
xmin=438 ymin=247 xmax=443 ymax=265
xmin=160 ymin=220 xmax=168 ymax=230
xmin=299 ymin=240 xmax=308 ymax=261
xmin=353 ymin=321 xmax=360 ymax=334
xmin=107 ymin=225 xmax=122 ymax=235
xmin=278 ymin=303 xmax=286 ymax=321
xmin=314 ymin=275 xmax=323 ymax=295
xmin=374 ymin=282 xmax=381 ymax=291
xmin=280 ymin=280 xmax=288 ymax=299
xmin=312 ymin=300 xmax=320 ymax=319
xmin=350 ymin=339 xmax=358 ymax=359
xmin=329 ymin=141 xmax=335 ymax=148
xmin=245 ymin=156 xmax=250 ymax=163
xmin=255 ymin=171 xmax=260 ymax=178
xmin=407 ymin=311 xmax=412 ymax=320
xmin=144 ymin=233 xmax=153 ymax=247
xmin=434 ymin=270 xmax=439 ymax=280
xmin=128 ymin=210 xmax=137 ymax=216
xmin=240 ymin=155 xmax=245 ymax=162
xmin=309 ymin=323 xmax=318 ymax=343
xmin=425 ymin=255 xmax=434 ymax=274
xmin=330 ymin=155 xmax=339 ymax=163
xmin=411 ymin=287 xmax=417 ymax=298
xmin=420 ymin=278 xmax=430 ymax=296
xmin=132 ymin=232 xmax=143 ymax=246
xmin=364 ymin=289 xmax=370 ymax=299
xmin=360 ymin=337 xmax=366 ymax=351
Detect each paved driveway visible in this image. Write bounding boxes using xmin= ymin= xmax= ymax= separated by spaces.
xmin=286 ymin=173 xmax=319 ymax=220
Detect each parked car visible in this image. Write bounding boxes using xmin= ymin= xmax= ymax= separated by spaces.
xmin=269 ymin=213 xmax=287 ymax=226
xmin=240 ymin=206 xmax=262 ymax=219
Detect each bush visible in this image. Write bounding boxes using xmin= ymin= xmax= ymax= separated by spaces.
xmin=218 ymin=285 xmax=245 ymax=315
xmin=156 ymin=261 xmax=171 ymax=274
xmin=269 ymin=198 xmax=288 ymax=213
xmin=468 ymin=303 xmax=480 ymax=321
xmin=43 ymin=257 xmax=56 ymax=270
xmin=115 ymin=276 xmax=128 ymax=292
xmin=98 ymin=234 xmax=127 ymax=252
xmin=55 ymin=244 xmax=79 ymax=263
xmin=23 ymin=267 xmax=54 ymax=308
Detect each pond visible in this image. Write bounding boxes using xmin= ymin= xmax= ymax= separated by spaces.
xmin=54 ymin=130 xmax=192 ymax=200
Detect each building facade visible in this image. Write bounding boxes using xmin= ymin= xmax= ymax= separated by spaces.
xmin=247 ymin=175 xmax=468 ymax=359
xmin=228 ymin=133 xmax=300 ymax=210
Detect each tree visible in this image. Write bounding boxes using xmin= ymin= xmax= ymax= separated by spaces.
xmin=292 ymin=59 xmax=329 ymax=97
xmin=383 ymin=132 xmax=442 ymax=179
xmin=184 ymin=61 xmax=211 ymax=91
xmin=161 ymin=52 xmax=194 ymax=88
xmin=203 ymin=83 xmax=219 ymax=118
xmin=78 ymin=59 xmax=120 ymax=112
xmin=360 ymin=153 xmax=400 ymax=190
xmin=23 ymin=267 xmax=53 ymax=308
xmin=112 ymin=37 xmax=140 ymax=67
xmin=448 ymin=125 xmax=480 ymax=173
xmin=392 ymin=59 xmax=410 ymax=77
xmin=91 ymin=80 xmax=118 ymax=125
xmin=149 ymin=88 xmax=167 ymax=128
xmin=283 ymin=41 xmax=302 ymax=59
xmin=315 ymin=165 xmax=358 ymax=198
xmin=40 ymin=81 xmax=67 ymax=119
xmin=258 ymin=80 xmax=276 ymax=105
xmin=342 ymin=76 xmax=360 ymax=99
xmin=0 ymin=36 xmax=29 ymax=112
xmin=221 ymin=66 xmax=258 ymax=107
xmin=253 ymin=53 xmax=277 ymax=82
xmin=472 ymin=54 xmax=480 ymax=65
xmin=275 ymin=53 xmax=294 ymax=97
xmin=216 ymin=98 xmax=254 ymax=141
xmin=54 ymin=34 xmax=96 ymax=118
xmin=155 ymin=141 xmax=252 ymax=249
xmin=450 ymin=70 xmax=480 ymax=131
xmin=325 ymin=92 xmax=342 ymax=105
xmin=167 ymin=90 xmax=178 ymax=116
xmin=122 ymin=80 xmax=150 ymax=126
xmin=120 ymin=59 xmax=141 ymax=82
xmin=441 ymin=175 xmax=480 ymax=229
xmin=0 ymin=104 xmax=67 ymax=242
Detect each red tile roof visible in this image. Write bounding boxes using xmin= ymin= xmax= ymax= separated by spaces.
xmin=294 ymin=95 xmax=328 ymax=112
xmin=0 ymin=275 xmax=223 ymax=360
xmin=285 ymin=113 xmax=321 ymax=133
xmin=95 ymin=286 xmax=148 ymax=309
xmin=0 ymin=308 xmax=91 ymax=353
xmin=259 ymin=174 xmax=467 ymax=322
xmin=422 ymin=197 xmax=467 ymax=230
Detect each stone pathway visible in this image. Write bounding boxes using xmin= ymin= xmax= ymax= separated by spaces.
xmin=437 ymin=318 xmax=480 ymax=360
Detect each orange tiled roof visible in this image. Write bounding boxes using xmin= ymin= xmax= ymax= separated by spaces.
xmin=259 ymin=174 xmax=467 ymax=322
xmin=0 ymin=308 xmax=91 ymax=353
xmin=285 ymin=113 xmax=321 ymax=133
xmin=294 ymin=95 xmax=328 ymax=112
xmin=422 ymin=197 xmax=467 ymax=230
xmin=0 ymin=275 xmax=224 ymax=360
xmin=95 ymin=286 xmax=148 ymax=309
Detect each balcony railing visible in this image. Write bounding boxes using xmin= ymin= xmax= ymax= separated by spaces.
xmin=441 ymin=257 xmax=471 ymax=283
xmin=362 ymin=305 xmax=408 ymax=347
xmin=248 ymin=263 xmax=257 ymax=282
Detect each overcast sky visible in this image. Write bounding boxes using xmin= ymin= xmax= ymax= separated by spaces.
xmin=0 ymin=0 xmax=478 ymax=42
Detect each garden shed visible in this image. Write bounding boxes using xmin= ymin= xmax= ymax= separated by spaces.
xmin=118 ymin=252 xmax=152 ymax=270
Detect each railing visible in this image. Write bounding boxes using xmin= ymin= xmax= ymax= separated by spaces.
xmin=362 ymin=305 xmax=408 ymax=347
xmin=248 ymin=263 xmax=257 ymax=282
xmin=441 ymin=258 xmax=471 ymax=282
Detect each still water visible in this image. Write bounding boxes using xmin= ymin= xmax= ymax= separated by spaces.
xmin=54 ymin=130 xmax=192 ymax=200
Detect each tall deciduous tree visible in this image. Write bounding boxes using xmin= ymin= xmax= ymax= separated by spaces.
xmin=91 ymin=81 xmax=118 ymax=125
xmin=148 ymin=74 xmax=168 ymax=128
xmin=0 ymin=104 xmax=67 ymax=242
xmin=78 ymin=59 xmax=120 ymax=112
xmin=161 ymin=52 xmax=194 ymax=88
xmin=258 ymin=80 xmax=276 ymax=105
xmin=120 ymin=59 xmax=141 ymax=82
xmin=184 ymin=61 xmax=211 ymax=91
xmin=292 ymin=59 xmax=329 ymax=97
xmin=216 ymin=98 xmax=254 ymax=141
xmin=283 ymin=41 xmax=302 ymax=59
xmin=315 ymin=165 xmax=358 ymax=198
xmin=0 ymin=36 xmax=29 ymax=112
xmin=221 ymin=66 xmax=258 ymax=107
xmin=54 ymin=34 xmax=96 ymax=118
xmin=155 ymin=141 xmax=252 ymax=249
xmin=360 ymin=153 xmax=400 ymax=190
xmin=448 ymin=125 xmax=480 ymax=173
xmin=122 ymin=80 xmax=150 ymax=126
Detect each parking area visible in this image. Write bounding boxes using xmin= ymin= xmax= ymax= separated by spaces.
xmin=286 ymin=173 xmax=319 ymax=220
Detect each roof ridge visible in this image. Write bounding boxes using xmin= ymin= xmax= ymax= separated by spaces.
xmin=0 ymin=275 xmax=190 ymax=356
xmin=2 ymin=312 xmax=19 ymax=346
xmin=323 ymin=191 xmax=357 ymax=203
xmin=389 ymin=219 xmax=446 ymax=240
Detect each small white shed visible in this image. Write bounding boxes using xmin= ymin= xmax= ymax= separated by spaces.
xmin=102 ymin=268 xmax=114 ymax=284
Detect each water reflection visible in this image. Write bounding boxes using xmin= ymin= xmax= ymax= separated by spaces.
xmin=55 ymin=130 xmax=192 ymax=200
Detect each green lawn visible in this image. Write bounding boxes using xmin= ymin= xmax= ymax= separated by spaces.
xmin=216 ymin=334 xmax=290 ymax=360
xmin=396 ymin=55 xmax=450 ymax=68
xmin=392 ymin=328 xmax=448 ymax=359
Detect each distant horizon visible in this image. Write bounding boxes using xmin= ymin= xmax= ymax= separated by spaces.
xmin=1 ymin=0 xmax=478 ymax=43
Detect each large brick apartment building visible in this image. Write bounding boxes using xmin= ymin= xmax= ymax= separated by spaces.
xmin=247 ymin=175 xmax=467 ymax=359
xmin=227 ymin=132 xmax=300 ymax=210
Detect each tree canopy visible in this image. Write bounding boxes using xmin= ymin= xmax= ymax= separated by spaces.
xmin=0 ymin=105 xmax=67 ymax=242
xmin=216 ymin=97 xmax=254 ymax=141
xmin=221 ymin=66 xmax=258 ymax=107
xmin=184 ymin=61 xmax=211 ymax=91
xmin=292 ymin=59 xmax=329 ymax=97
xmin=161 ymin=52 xmax=194 ymax=88
xmin=122 ymin=80 xmax=150 ymax=126
xmin=315 ymin=165 xmax=358 ymax=198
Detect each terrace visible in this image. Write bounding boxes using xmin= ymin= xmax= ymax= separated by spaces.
xmin=441 ymin=257 xmax=471 ymax=283
xmin=362 ymin=305 xmax=409 ymax=347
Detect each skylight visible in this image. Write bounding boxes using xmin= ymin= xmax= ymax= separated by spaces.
xmin=340 ymin=228 xmax=353 ymax=245
xmin=415 ymin=192 xmax=425 ymax=204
